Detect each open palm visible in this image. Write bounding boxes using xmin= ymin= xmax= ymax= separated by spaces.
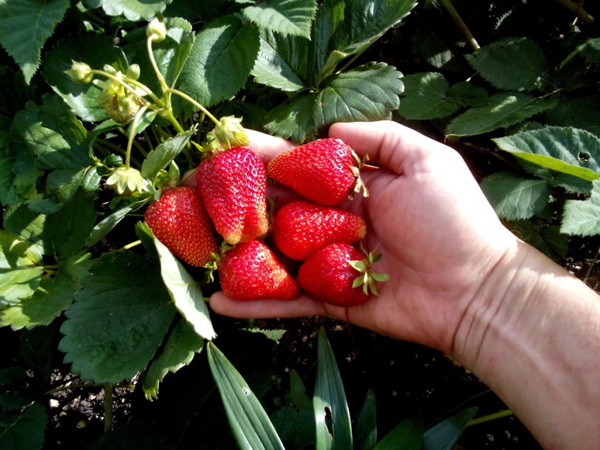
xmin=209 ymin=121 xmax=516 ymax=354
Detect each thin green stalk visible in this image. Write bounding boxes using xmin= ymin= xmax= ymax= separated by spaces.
xmin=118 ymin=240 xmax=142 ymax=252
xmin=440 ymin=0 xmax=480 ymax=51
xmin=554 ymin=0 xmax=594 ymax=24
xmin=147 ymin=37 xmax=169 ymax=94
xmin=90 ymin=70 xmax=163 ymax=106
xmin=584 ymin=246 xmax=600 ymax=283
xmin=104 ymin=383 xmax=113 ymax=432
xmin=166 ymin=88 xmax=220 ymax=126
xmin=467 ymin=409 xmax=514 ymax=426
xmin=124 ymin=105 xmax=149 ymax=169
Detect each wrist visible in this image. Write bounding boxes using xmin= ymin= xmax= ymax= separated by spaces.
xmin=453 ymin=237 xmax=600 ymax=448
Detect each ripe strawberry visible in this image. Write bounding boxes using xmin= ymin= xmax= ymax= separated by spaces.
xmin=267 ymin=138 xmax=367 ymax=206
xmin=297 ymin=243 xmax=388 ymax=307
xmin=219 ymin=240 xmax=299 ymax=300
xmin=196 ymin=147 xmax=269 ymax=245
xmin=145 ymin=187 xmax=218 ymax=267
xmin=272 ymin=200 xmax=367 ymax=260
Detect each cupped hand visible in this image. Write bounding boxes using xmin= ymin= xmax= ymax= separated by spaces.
xmin=209 ymin=121 xmax=517 ymax=353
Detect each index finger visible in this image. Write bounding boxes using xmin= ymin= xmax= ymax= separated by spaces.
xmin=246 ymin=129 xmax=296 ymax=164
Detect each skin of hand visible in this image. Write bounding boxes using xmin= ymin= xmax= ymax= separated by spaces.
xmin=209 ymin=120 xmax=517 ymax=353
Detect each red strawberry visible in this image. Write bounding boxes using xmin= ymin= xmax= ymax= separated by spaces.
xmin=145 ymin=187 xmax=218 ymax=267
xmin=219 ymin=240 xmax=299 ymax=300
xmin=272 ymin=200 xmax=367 ymax=260
xmin=267 ymin=138 xmax=367 ymax=206
xmin=196 ymin=147 xmax=268 ymax=245
xmin=297 ymin=243 xmax=388 ymax=307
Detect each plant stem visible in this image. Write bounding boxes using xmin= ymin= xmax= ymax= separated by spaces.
xmin=583 ymin=246 xmax=600 ymax=283
xmin=125 ymin=105 xmax=149 ymax=169
xmin=166 ymin=88 xmax=220 ymax=126
xmin=104 ymin=383 xmax=113 ymax=432
xmin=147 ymin=37 xmax=169 ymax=94
xmin=119 ymin=240 xmax=142 ymax=252
xmin=439 ymin=0 xmax=480 ymax=51
xmin=467 ymin=409 xmax=514 ymax=426
xmin=554 ymin=0 xmax=594 ymax=24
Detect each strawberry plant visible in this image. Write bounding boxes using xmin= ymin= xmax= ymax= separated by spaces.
xmin=0 ymin=0 xmax=598 ymax=448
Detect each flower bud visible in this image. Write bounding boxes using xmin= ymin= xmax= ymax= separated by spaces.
xmin=147 ymin=17 xmax=167 ymax=42
xmin=65 ymin=61 xmax=93 ymax=84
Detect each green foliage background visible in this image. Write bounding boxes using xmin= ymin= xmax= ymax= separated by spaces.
xmin=0 ymin=0 xmax=599 ymax=448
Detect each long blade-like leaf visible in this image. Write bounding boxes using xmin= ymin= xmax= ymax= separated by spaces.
xmin=313 ymin=327 xmax=352 ymax=450
xmin=207 ymin=342 xmax=285 ymax=450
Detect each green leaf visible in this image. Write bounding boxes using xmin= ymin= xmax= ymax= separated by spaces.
xmin=251 ymin=34 xmax=308 ymax=92
xmin=263 ymin=92 xmax=317 ymax=142
xmin=373 ymin=415 xmax=423 ymax=450
xmin=45 ymin=191 xmax=98 ymax=258
xmin=325 ymin=0 xmax=417 ymax=67
xmin=0 ymin=148 xmax=13 ymax=205
xmin=466 ymin=37 xmax=546 ymax=92
xmin=314 ymin=327 xmax=352 ymax=450
xmin=99 ymin=0 xmax=172 ymax=21
xmin=207 ymin=342 xmax=285 ymax=450
xmin=12 ymin=100 xmax=90 ymax=170
xmin=0 ymin=252 xmax=90 ymax=330
xmin=447 ymin=81 xmax=488 ymax=107
xmin=153 ymin=235 xmax=216 ymax=340
xmin=176 ymin=15 xmax=260 ymax=110
xmin=43 ymin=32 xmax=129 ymax=122
xmin=141 ymin=128 xmax=195 ymax=181
xmin=265 ymin=62 xmax=403 ymax=142
xmin=290 ymin=369 xmax=313 ymax=411
xmin=0 ymin=0 xmax=70 ymax=84
xmin=492 ymin=126 xmax=600 ymax=181
xmin=422 ymin=407 xmax=477 ymax=450
xmin=397 ymin=72 xmax=459 ymax=120
xmin=545 ymin=95 xmax=600 ymax=138
xmin=0 ymin=231 xmax=44 ymax=309
xmin=577 ymin=37 xmax=600 ymax=63
xmin=480 ymin=172 xmax=551 ymax=220
xmin=58 ymin=252 xmax=176 ymax=383
xmin=2 ymin=205 xmax=46 ymax=256
xmin=142 ymin=318 xmax=204 ymax=400
xmin=85 ymin=198 xmax=149 ymax=248
xmin=445 ymin=93 xmax=557 ymax=137
xmin=0 ymin=404 xmax=47 ymax=450
xmin=355 ymin=389 xmax=377 ymax=450
xmin=561 ymin=181 xmax=600 ymax=236
xmin=243 ymin=0 xmax=318 ymax=39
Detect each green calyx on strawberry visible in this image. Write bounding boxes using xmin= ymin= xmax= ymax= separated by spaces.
xmin=144 ymin=186 xmax=219 ymax=267
xmin=267 ymin=138 xmax=369 ymax=206
xmin=297 ymin=243 xmax=388 ymax=307
xmin=218 ymin=240 xmax=299 ymax=300
xmin=196 ymin=146 xmax=269 ymax=245
xmin=212 ymin=116 xmax=249 ymax=150
xmin=272 ymin=200 xmax=367 ymax=260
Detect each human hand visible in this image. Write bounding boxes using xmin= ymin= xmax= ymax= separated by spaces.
xmin=209 ymin=121 xmax=517 ymax=353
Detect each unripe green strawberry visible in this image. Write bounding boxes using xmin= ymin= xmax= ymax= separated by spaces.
xmin=267 ymin=138 xmax=367 ymax=206
xmin=145 ymin=187 xmax=218 ymax=267
xmin=219 ymin=240 xmax=299 ymax=300
xmin=196 ymin=147 xmax=268 ymax=245
xmin=297 ymin=243 xmax=388 ymax=307
xmin=272 ymin=200 xmax=367 ymax=260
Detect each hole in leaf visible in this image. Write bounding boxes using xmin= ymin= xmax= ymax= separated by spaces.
xmin=579 ymin=152 xmax=591 ymax=162
xmin=324 ymin=406 xmax=333 ymax=435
